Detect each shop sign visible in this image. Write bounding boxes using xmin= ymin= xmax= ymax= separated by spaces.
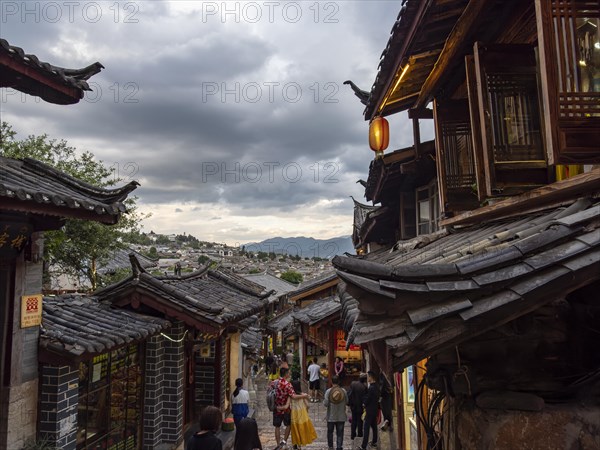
xmin=21 ymin=294 xmax=42 ymax=328
xmin=0 ymin=222 xmax=33 ymax=258
xmin=336 ymin=329 xmax=361 ymax=351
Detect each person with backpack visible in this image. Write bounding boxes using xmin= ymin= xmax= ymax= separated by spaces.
xmin=348 ymin=373 xmax=368 ymax=442
xmin=268 ymin=367 xmax=308 ymax=448
xmin=324 ymin=375 xmax=348 ymax=450
xmin=231 ymin=378 xmax=250 ymax=426
xmin=277 ymin=380 xmax=317 ymax=449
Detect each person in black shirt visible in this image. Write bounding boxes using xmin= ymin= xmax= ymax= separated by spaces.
xmin=359 ymin=371 xmax=380 ymax=450
xmin=379 ymin=373 xmax=393 ymax=432
xmin=234 ymin=417 xmax=262 ymax=450
xmin=265 ymin=352 xmax=274 ymax=375
xmin=186 ymin=406 xmax=223 ymax=450
xmin=348 ymin=373 xmax=368 ymax=441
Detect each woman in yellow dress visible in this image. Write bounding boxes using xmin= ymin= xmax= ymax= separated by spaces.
xmin=278 ymin=380 xmax=317 ymax=449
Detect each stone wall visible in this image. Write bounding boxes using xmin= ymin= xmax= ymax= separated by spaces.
xmin=456 ymin=403 xmax=600 ymax=450
xmin=5 ymin=379 xmax=39 ymax=449
xmin=143 ymin=322 xmax=185 ymax=450
xmin=38 ymin=365 xmax=78 ymax=450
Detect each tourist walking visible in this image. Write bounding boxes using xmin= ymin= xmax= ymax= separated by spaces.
xmin=359 ymin=371 xmax=380 ymax=450
xmin=185 ymin=406 xmax=223 ymax=450
xmin=269 ymin=362 xmax=279 ymax=382
xmin=231 ymin=378 xmax=250 ymax=426
xmin=266 ymin=352 xmax=274 ymax=375
xmin=379 ymin=373 xmax=393 ymax=431
xmin=234 ymin=417 xmax=262 ymax=450
xmin=278 ymin=380 xmax=317 ymax=449
xmin=324 ymin=375 xmax=348 ymax=450
xmin=348 ymin=373 xmax=368 ymax=442
xmin=286 ymin=349 xmax=294 ymax=367
xmin=272 ymin=367 xmax=308 ymax=448
xmin=307 ymin=357 xmax=321 ymax=402
xmin=280 ymin=353 xmax=289 ymax=369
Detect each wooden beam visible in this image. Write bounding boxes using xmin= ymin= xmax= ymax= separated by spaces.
xmin=415 ymin=0 xmax=494 ymax=109
xmin=408 ymin=108 xmax=433 ymax=119
xmin=441 ymin=168 xmax=600 ymax=227
xmin=0 ymin=52 xmax=81 ymax=103
xmin=371 ymin=0 xmax=435 ymax=119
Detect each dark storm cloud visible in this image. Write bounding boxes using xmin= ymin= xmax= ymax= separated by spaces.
xmin=1 ymin=1 xmax=405 ymax=237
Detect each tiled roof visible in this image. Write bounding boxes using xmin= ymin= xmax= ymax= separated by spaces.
xmin=333 ymin=198 xmax=600 ymax=369
xmin=95 ymin=258 xmax=270 ymax=328
xmin=293 ymin=271 xmax=338 ymax=297
xmin=338 ymin=282 xmax=359 ymax=335
xmin=0 ymin=157 xmax=138 ymax=224
xmin=358 ymin=0 xmax=468 ymax=119
xmin=98 ymin=248 xmax=157 ymax=275
xmin=241 ymin=327 xmax=263 ymax=354
xmin=40 ymin=295 xmax=170 ymax=359
xmin=267 ymin=309 xmax=296 ymax=333
xmin=0 ymin=38 xmax=103 ymax=104
xmin=243 ymin=272 xmax=297 ymax=295
xmin=293 ymin=296 xmax=341 ymax=326
xmin=365 ymin=141 xmax=436 ymax=204
xmin=352 ymin=199 xmax=379 ymax=247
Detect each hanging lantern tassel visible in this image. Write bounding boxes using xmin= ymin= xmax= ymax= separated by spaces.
xmin=369 ymin=116 xmax=389 ymax=157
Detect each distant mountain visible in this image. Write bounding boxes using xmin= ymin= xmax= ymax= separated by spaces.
xmin=244 ymin=236 xmax=354 ymax=259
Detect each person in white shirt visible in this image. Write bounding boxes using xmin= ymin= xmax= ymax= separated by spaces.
xmin=231 ymin=378 xmax=250 ymax=426
xmin=307 ymin=357 xmax=321 ymax=402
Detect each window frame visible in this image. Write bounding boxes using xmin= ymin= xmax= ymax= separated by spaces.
xmin=415 ymin=181 xmax=439 ymax=236
xmin=535 ymin=0 xmax=600 ymax=164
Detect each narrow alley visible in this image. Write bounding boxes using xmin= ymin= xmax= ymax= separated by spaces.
xmin=247 ymin=374 xmax=394 ymax=450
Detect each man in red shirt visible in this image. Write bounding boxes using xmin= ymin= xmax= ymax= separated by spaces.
xmin=273 ymin=367 xmax=307 ymax=448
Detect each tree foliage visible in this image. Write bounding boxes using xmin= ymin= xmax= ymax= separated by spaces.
xmin=280 ymin=270 xmax=303 ymax=284
xmin=0 ymin=121 xmax=147 ymax=291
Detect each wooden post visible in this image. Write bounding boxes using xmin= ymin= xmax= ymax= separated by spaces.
xmin=415 ymin=361 xmax=429 ymax=450
xmin=395 ymin=370 xmax=407 ymax=450
xmin=301 ymin=324 xmax=307 ymax=382
xmin=328 ymin=328 xmax=335 ymax=388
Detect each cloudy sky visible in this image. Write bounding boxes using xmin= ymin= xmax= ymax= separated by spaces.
xmin=1 ymin=1 xmax=426 ymax=246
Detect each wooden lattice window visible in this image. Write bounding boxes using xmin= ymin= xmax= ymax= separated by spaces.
xmin=433 ymin=99 xmax=479 ymax=215
xmin=472 ymin=43 xmax=549 ymax=196
xmin=536 ymin=0 xmax=600 ymax=163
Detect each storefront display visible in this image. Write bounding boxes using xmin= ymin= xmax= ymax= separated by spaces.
xmin=77 ymin=344 xmax=143 ymax=450
xmin=335 ymin=330 xmax=363 ymax=377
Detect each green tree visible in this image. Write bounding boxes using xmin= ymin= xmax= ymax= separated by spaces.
xmin=154 ymin=235 xmax=171 ymax=245
xmin=197 ymin=255 xmax=210 ymax=265
xmin=280 ymin=270 xmax=303 ymax=284
xmin=146 ymin=246 xmax=158 ymax=259
xmin=0 ymin=121 xmax=147 ymax=291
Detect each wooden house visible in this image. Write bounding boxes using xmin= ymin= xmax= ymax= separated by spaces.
xmin=0 ymin=156 xmax=136 ymax=449
xmin=339 ymin=1 xmax=600 ymax=449
xmin=93 ymin=257 xmax=271 ymax=447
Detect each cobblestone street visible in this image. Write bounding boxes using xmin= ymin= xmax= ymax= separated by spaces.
xmin=248 ymin=375 xmax=394 ymax=450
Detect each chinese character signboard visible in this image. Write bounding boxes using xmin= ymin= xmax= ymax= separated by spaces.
xmin=21 ymin=294 xmax=42 ymax=328
xmin=336 ymin=329 xmax=361 ymax=351
xmin=0 ymin=221 xmax=33 ymax=257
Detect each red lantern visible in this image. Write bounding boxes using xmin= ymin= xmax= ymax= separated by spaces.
xmin=369 ymin=116 xmax=389 ymax=156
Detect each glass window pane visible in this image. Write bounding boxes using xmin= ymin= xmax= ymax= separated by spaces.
xmin=576 ymin=18 xmax=600 ymax=93
xmin=419 ymin=199 xmax=430 ymax=222
xmin=86 ymin=385 xmax=109 ymax=446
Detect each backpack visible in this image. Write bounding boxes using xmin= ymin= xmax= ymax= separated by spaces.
xmin=266 ymin=379 xmax=279 ymax=412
